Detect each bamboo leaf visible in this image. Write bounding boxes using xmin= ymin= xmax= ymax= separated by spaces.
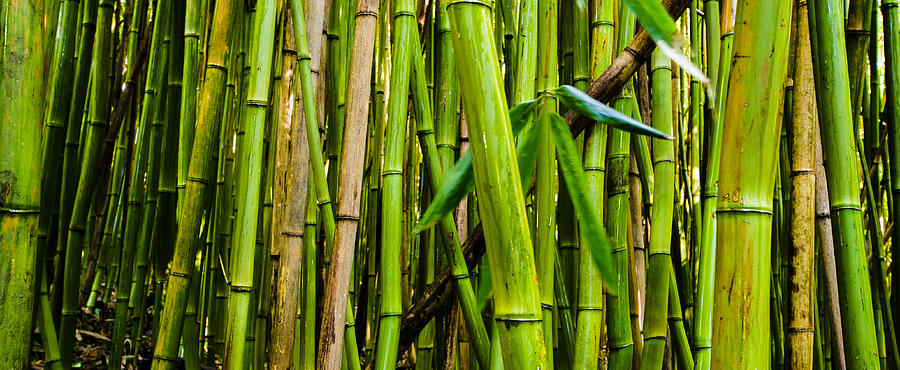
xmin=412 ymin=100 xmax=537 ymax=233
xmin=552 ymin=85 xmax=674 ymax=139
xmin=549 ymin=112 xmax=618 ymax=292
xmin=616 ymin=0 xmax=708 ymax=84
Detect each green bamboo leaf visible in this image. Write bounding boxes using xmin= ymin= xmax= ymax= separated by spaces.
xmin=412 ymin=100 xmax=537 ymax=233
xmin=552 ymin=85 xmax=674 ymax=140
xmin=617 ymin=0 xmax=708 ymax=84
xmin=549 ymin=112 xmax=618 ymax=292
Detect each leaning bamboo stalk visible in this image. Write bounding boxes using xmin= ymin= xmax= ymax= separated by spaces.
xmin=710 ymin=0 xmax=792 ymax=366
xmin=315 ymin=0 xmax=379 ymax=368
xmin=808 ymin=0 xmax=881 ymax=364
xmin=788 ymin=2 xmax=816 ymax=366
xmin=446 ymin=0 xmax=548 ymax=367
xmin=268 ymin=12 xmax=311 ymax=370
xmin=35 ymin=0 xmax=81 ymax=307
xmin=50 ymin=0 xmax=100 ymax=319
xmin=58 ymin=0 xmax=117 ymax=363
xmin=813 ymin=124 xmax=848 ymax=370
xmin=149 ymin=0 xmax=240 ymax=364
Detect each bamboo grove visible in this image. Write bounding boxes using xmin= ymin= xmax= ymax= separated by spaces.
xmin=2 ymin=0 xmax=900 ymax=366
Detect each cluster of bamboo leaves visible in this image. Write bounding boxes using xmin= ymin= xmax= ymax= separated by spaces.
xmin=1 ymin=0 xmax=899 ymax=367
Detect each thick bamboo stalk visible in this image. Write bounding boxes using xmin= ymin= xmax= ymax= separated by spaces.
xmin=149 ymin=0 xmax=240 ymax=364
xmin=606 ymin=7 xmax=637 ymax=370
xmin=408 ymin=26 xmax=491 ymax=370
xmin=446 ymin=1 xmax=548 ymax=367
xmin=314 ymin=0 xmax=379 ymax=368
xmin=788 ymin=2 xmax=816 ymax=366
xmin=0 ymin=0 xmax=47 ymax=364
xmin=710 ymin=0 xmax=792 ymax=366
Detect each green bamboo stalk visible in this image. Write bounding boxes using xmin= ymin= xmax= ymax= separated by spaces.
xmin=808 ymin=0 xmax=880 ymax=364
xmin=0 ymin=0 xmax=47 ymax=363
xmin=50 ymin=0 xmax=99 ymax=319
xmin=58 ymin=0 xmax=116 ymax=363
xmin=177 ymin=0 xmax=202 ymax=214
xmin=128 ymin=3 xmax=172 ymax=344
xmin=668 ymin=264 xmax=695 ymax=369
xmin=35 ymin=0 xmax=81 ymax=312
xmin=573 ymin=0 xmax=614 ymax=367
xmin=883 ymin=0 xmax=900 ymax=362
xmin=324 ymin=0 xmax=350 ymax=199
xmin=149 ymin=0 xmax=240 ymax=364
xmin=408 ymin=26 xmax=492 ymax=370
xmin=372 ymin=0 xmax=414 ymax=367
xmin=639 ymin=48 xmax=675 ymax=370
xmin=535 ymin=0 xmax=559 ymax=364
xmin=692 ymin=2 xmax=735 ymax=367
xmin=446 ymin=0 xmax=548 ymax=367
xmin=710 ymin=0 xmax=792 ymax=365
xmin=223 ymin=0 xmax=277 ymax=365
xmin=297 ymin=186 xmax=319 ymax=369
xmin=605 ymin=6 xmax=637 ymax=370
xmin=151 ymin=0 xmax=185 ymax=345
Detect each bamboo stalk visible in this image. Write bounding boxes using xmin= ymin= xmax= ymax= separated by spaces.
xmin=639 ymin=49 xmax=675 ymax=370
xmin=446 ymin=1 xmax=548 ymax=367
xmin=788 ymin=2 xmax=816 ymax=366
xmin=150 ymin=0 xmax=240 ymax=363
xmin=315 ymin=0 xmax=380 ymax=367
xmin=0 ymin=0 xmax=47 ymax=363
xmin=808 ymin=0 xmax=881 ymax=364
xmin=710 ymin=0 xmax=792 ymax=366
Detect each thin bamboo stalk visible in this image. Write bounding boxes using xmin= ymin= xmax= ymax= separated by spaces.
xmin=639 ymin=49 xmax=675 ymax=370
xmin=788 ymin=2 xmax=816 ymax=366
xmin=58 ymin=0 xmax=117 ymax=363
xmin=808 ymin=0 xmax=881 ymax=364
